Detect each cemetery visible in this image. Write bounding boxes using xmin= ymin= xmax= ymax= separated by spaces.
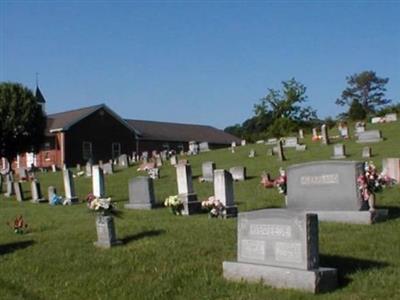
xmin=0 ymin=118 xmax=399 ymax=298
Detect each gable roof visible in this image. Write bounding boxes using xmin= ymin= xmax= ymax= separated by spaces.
xmin=126 ymin=119 xmax=241 ymax=144
xmin=47 ymin=104 xmax=139 ymax=135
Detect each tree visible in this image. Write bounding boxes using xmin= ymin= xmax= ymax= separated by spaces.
xmin=336 ymin=71 xmax=391 ymax=114
xmin=348 ymin=99 xmax=367 ymax=120
xmin=0 ymin=82 xmax=46 ymax=171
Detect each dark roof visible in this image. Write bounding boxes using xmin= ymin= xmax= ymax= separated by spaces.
xmin=35 ymin=87 xmax=46 ymax=103
xmin=126 ymin=119 xmax=241 ymax=144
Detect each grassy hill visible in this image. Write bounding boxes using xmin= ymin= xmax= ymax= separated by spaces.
xmin=1 ymin=121 xmax=400 ymax=299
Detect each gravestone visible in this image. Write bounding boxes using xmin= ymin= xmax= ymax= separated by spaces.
xmin=189 ymin=141 xmax=199 ymax=155
xmin=340 ymin=127 xmax=349 ymax=139
xmin=160 ymin=151 xmax=167 ymax=161
xmin=125 ymin=176 xmax=156 ymax=209
xmin=14 ymin=182 xmax=24 ymax=202
xmin=283 ymin=137 xmax=298 ymax=148
xmin=229 ymin=166 xmax=246 ymax=181
xmin=147 ymin=168 xmax=160 ymax=180
xmin=241 ymin=140 xmax=246 ymax=146
xmin=176 ymin=164 xmax=201 ymax=215
xmin=201 ymin=161 xmax=215 ymax=182
xmin=382 ymin=158 xmax=400 ymax=184
xmin=256 ymin=140 xmax=265 ymax=144
xmin=31 ymin=180 xmax=45 ymax=203
xmin=321 ymin=124 xmax=329 ymax=145
xmin=102 ymin=162 xmax=114 ymax=175
xmin=94 ymin=215 xmax=121 ymax=248
xmin=266 ymin=138 xmax=277 ymax=145
xmin=51 ymin=164 xmax=57 ymax=172
xmin=296 ymin=144 xmax=307 ymax=151
xmin=231 ymin=141 xmax=237 ymax=148
xmin=277 ymin=140 xmax=285 ymax=161
xmin=248 ymin=149 xmax=255 ymax=158
xmin=286 ymin=161 xmax=388 ymax=224
xmin=118 ymin=154 xmax=129 ymax=168
xmin=385 ymin=113 xmax=397 ymax=122
xmin=92 ymin=165 xmax=105 ymax=198
xmin=142 ymin=151 xmax=149 ymax=163
xmin=214 ymin=170 xmax=237 ymax=218
xmin=223 ymin=209 xmax=337 ymax=293
xmin=298 ymin=129 xmax=304 ymax=139
xmin=48 ymin=186 xmax=57 ymax=204
xmin=18 ymin=167 xmax=28 ymax=181
xmin=199 ymin=142 xmax=210 ymax=152
xmin=85 ymin=162 xmax=92 ymax=177
xmin=356 ymin=130 xmax=382 ymax=143
xmin=355 ymin=123 xmax=365 ymax=134
xmin=76 ymin=164 xmax=81 ymax=171
xmin=312 ymin=128 xmax=318 ymax=138
xmin=63 ymin=169 xmax=78 ymax=204
xmin=156 ymin=156 xmax=163 ymax=167
xmin=170 ymin=155 xmax=178 ymax=166
xmin=362 ymin=147 xmax=372 ymax=158
xmin=5 ymin=174 xmax=14 ymax=197
xmin=331 ymin=144 xmax=346 ymax=159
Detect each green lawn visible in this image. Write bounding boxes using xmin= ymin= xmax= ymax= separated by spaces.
xmin=1 ymin=121 xmax=400 ymax=299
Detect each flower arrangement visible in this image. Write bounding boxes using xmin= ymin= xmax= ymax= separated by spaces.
xmin=86 ymin=193 xmax=120 ymax=217
xmin=201 ymin=196 xmax=225 ymax=218
xmin=7 ymin=215 xmax=28 ymax=234
xmin=164 ymin=195 xmax=183 ymax=215
xmin=274 ymin=168 xmax=287 ymax=195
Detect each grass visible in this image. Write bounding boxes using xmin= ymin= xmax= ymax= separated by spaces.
xmin=1 ymin=121 xmax=400 ymax=299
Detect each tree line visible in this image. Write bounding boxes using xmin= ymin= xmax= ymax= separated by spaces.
xmin=225 ymin=70 xmax=399 ymax=141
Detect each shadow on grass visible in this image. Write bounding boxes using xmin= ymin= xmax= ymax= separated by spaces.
xmin=121 ymin=229 xmax=165 ymax=245
xmin=320 ymin=254 xmax=388 ymax=288
xmin=380 ymin=206 xmax=400 ymax=221
xmin=0 ymin=240 xmax=35 ymax=256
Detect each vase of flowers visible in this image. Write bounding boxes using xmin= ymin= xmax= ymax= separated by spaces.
xmin=164 ymin=195 xmax=184 ymax=215
xmin=201 ymin=196 xmax=225 ymax=218
xmin=87 ymin=194 xmax=121 ymax=248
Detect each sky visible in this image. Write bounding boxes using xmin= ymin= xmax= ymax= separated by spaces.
xmin=1 ymin=1 xmax=399 ymax=129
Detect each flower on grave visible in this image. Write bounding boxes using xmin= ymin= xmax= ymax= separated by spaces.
xmin=76 ymin=171 xmax=85 ymax=177
xmin=201 ymin=196 xmax=225 ymax=218
xmin=274 ymin=168 xmax=287 ymax=195
xmin=357 ymin=161 xmax=393 ymax=202
xmin=87 ymin=195 xmax=120 ymax=217
xmin=50 ymin=193 xmax=63 ymax=205
xmin=164 ymin=195 xmax=183 ymax=215
xmin=6 ymin=215 xmax=28 ymax=234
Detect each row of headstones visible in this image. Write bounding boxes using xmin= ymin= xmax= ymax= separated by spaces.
xmin=331 ymin=145 xmax=373 ymax=159
xmin=223 ymin=159 xmax=394 ymax=293
xmin=200 ymin=162 xmax=246 ymax=182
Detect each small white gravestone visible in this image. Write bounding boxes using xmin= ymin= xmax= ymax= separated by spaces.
xmin=362 ymin=147 xmax=372 ymax=158
xmin=14 ymin=182 xmax=24 ymax=202
xmin=241 ymin=140 xmax=246 ymax=146
xmin=63 ymin=169 xmax=78 ymax=204
xmin=312 ymin=128 xmax=318 ymax=139
xmin=201 ymin=161 xmax=215 ymax=182
xmin=92 ymin=165 xmax=105 ymax=198
xmin=385 ymin=113 xmax=397 ymax=122
xmin=199 ymin=141 xmax=210 ymax=152
xmin=248 ymin=149 xmax=256 ymax=158
xmin=231 ymin=141 xmax=237 ymax=148
xmin=170 ymin=155 xmax=178 ymax=166
xmin=331 ymin=144 xmax=346 ymax=159
xmin=296 ymin=144 xmax=307 ymax=151
xmin=52 ymin=164 xmax=57 ymax=172
xmin=229 ymin=166 xmax=246 ymax=181
xmin=214 ymin=169 xmax=237 ymax=218
xmin=5 ymin=174 xmax=14 ymax=197
xmin=298 ymin=129 xmax=304 ymax=139
xmin=85 ymin=162 xmax=92 ymax=177
xmin=156 ymin=156 xmax=163 ymax=167
xmin=321 ymin=124 xmax=329 ymax=145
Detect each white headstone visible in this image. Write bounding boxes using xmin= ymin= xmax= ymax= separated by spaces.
xmin=92 ymin=165 xmax=105 ymax=198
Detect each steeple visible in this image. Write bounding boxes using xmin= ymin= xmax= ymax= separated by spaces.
xmin=35 ymin=73 xmax=46 ymax=114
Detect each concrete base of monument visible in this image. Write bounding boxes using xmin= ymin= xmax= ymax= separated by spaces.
xmin=306 ymin=209 xmax=388 ymax=224
xmin=93 ymin=240 xmax=123 ymax=249
xmin=223 ymin=206 xmax=238 ymax=218
xmin=223 ymin=261 xmax=337 ymax=294
xmin=124 ymin=203 xmax=156 ymax=210
xmin=356 ymin=138 xmax=383 ymax=143
xmin=180 ymin=193 xmax=201 ymax=215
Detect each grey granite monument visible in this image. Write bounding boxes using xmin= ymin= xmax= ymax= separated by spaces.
xmin=176 ymin=164 xmax=201 ymax=215
xmin=362 ymin=147 xmax=372 ymax=158
xmin=331 ymin=144 xmax=346 ymax=159
xmin=223 ymin=209 xmax=337 ymax=293
xmin=125 ymin=176 xmax=156 ymax=209
xmin=201 ymin=161 xmax=215 ymax=182
xmin=214 ymin=169 xmax=237 ymax=218
xmin=356 ymin=130 xmax=382 ymax=143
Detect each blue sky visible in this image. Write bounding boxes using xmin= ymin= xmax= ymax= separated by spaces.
xmin=1 ymin=1 xmax=399 ymax=129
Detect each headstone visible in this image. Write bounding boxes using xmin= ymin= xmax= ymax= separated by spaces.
xmin=156 ymin=156 xmax=163 ymax=167
xmin=118 ymin=154 xmax=129 ymax=168
xmin=340 ymin=127 xmax=349 ymax=139
xmin=176 ymin=164 xmax=201 ymax=215
xmin=189 ymin=141 xmax=199 ymax=155
xmin=94 ymin=215 xmax=121 ymax=248
xmin=283 ymin=137 xmax=298 ymax=148
xmin=48 ymin=186 xmax=57 ymax=204
xmin=170 ymin=155 xmax=178 ymax=166
xmin=312 ymin=128 xmax=318 ymax=138
xmin=266 ymin=138 xmax=277 ymax=145
xmin=362 ymin=147 xmax=372 ymax=158
xmin=18 ymin=167 xmax=28 ymax=181
xmin=298 ymin=129 xmax=304 ymax=139
xmin=160 ymin=151 xmax=167 ymax=161
xmin=286 ymin=161 xmax=388 ymax=224
xmin=229 ymin=166 xmax=246 ymax=181
xmin=223 ymin=209 xmax=337 ymax=293
xmin=5 ymin=174 xmax=14 ymax=197
xmin=248 ymin=149 xmax=255 ymax=158
xmin=76 ymin=164 xmax=81 ymax=171
xmin=296 ymin=144 xmax=307 ymax=151
xmin=85 ymin=162 xmax=92 ymax=177
xmin=51 ymin=164 xmax=57 ymax=172
xmin=201 ymin=161 xmax=215 ymax=182
xmin=14 ymin=182 xmax=24 ymax=202
xmin=256 ymin=140 xmax=265 ymax=144
xmin=92 ymin=165 xmax=105 ymax=198
xmin=385 ymin=113 xmax=397 ymax=122
xmin=321 ymin=124 xmax=329 ymax=145
xmin=102 ymin=162 xmax=114 ymax=175
xmin=241 ymin=140 xmax=246 ymax=146
xmin=199 ymin=142 xmax=210 ymax=152
xmin=231 ymin=141 xmax=237 ymax=148
xmin=63 ymin=169 xmax=78 ymax=204
xmin=382 ymin=158 xmax=400 ymax=184
xmin=331 ymin=144 xmax=346 ymax=159
xmin=356 ymin=130 xmax=382 ymax=143
xmin=355 ymin=122 xmax=365 ymax=134
xmin=31 ymin=180 xmax=45 ymax=203
xmin=214 ymin=170 xmax=237 ymax=218
xmin=125 ymin=176 xmax=156 ymax=209
xmin=142 ymin=151 xmax=149 ymax=163
xmin=277 ymin=140 xmax=285 ymax=161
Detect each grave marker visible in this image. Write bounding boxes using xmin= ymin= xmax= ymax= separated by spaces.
xmin=125 ymin=176 xmax=156 ymax=209
xmin=92 ymin=165 xmax=105 ymax=198
xmin=331 ymin=144 xmax=346 ymax=159
xmin=214 ymin=169 xmax=237 ymax=218
xmin=362 ymin=147 xmax=372 ymax=158
xmin=176 ymin=164 xmax=201 ymax=215
xmin=31 ymin=180 xmax=45 ymax=203
xmin=63 ymin=169 xmax=78 ymax=204
xmin=118 ymin=154 xmax=129 ymax=168
xmin=321 ymin=124 xmax=329 ymax=145
xmin=229 ymin=166 xmax=246 ymax=181
xmin=14 ymin=182 xmax=24 ymax=202
xmin=201 ymin=161 xmax=215 ymax=182
xmin=356 ymin=130 xmax=383 ymax=143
